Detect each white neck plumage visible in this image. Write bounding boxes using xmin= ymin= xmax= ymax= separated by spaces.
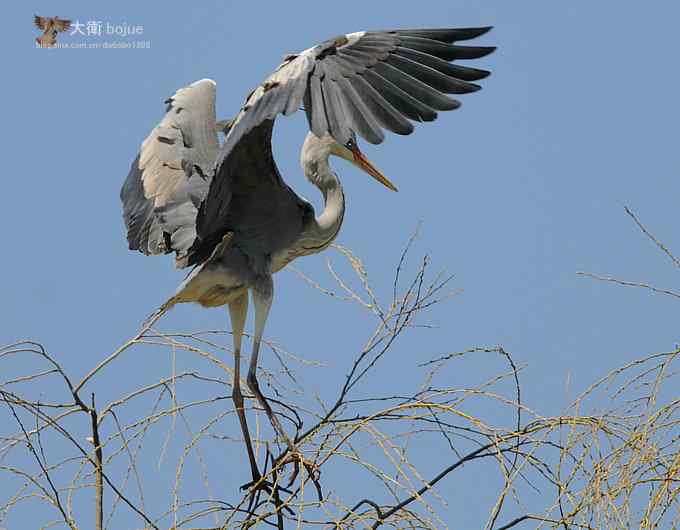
xmin=271 ymin=131 xmax=396 ymax=273
xmin=298 ymin=132 xmax=347 ymax=252
xmin=271 ymin=132 xmax=346 ymax=272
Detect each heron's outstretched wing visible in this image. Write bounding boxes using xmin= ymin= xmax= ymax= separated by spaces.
xmin=190 ymin=27 xmax=494 ymax=266
xmin=222 ymin=26 xmax=494 ymax=154
xmin=120 ymin=79 xmax=220 ymax=263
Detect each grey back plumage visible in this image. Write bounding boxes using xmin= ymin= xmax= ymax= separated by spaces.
xmin=186 ymin=119 xmax=313 ymax=268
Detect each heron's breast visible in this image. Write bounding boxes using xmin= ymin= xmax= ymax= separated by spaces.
xmin=173 ymin=250 xmax=254 ymax=307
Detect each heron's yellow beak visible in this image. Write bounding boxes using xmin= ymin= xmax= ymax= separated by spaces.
xmin=350 ymin=144 xmax=398 ymax=192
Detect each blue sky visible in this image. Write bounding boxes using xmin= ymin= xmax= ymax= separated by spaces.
xmin=2 ymin=1 xmax=680 ymax=528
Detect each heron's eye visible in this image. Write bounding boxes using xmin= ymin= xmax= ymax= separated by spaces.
xmin=345 ymin=138 xmax=355 ymax=150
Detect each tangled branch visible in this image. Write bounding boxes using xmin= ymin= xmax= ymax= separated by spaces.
xmin=1 ymin=227 xmax=679 ymax=529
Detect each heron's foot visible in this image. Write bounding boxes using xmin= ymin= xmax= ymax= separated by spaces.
xmin=276 ymin=450 xmax=322 ymax=500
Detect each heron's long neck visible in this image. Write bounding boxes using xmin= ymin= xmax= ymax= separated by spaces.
xmin=303 ymin=156 xmax=345 ymax=248
xmin=298 ymin=135 xmax=346 ymax=252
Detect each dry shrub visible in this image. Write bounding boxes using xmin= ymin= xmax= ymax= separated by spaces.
xmin=1 ymin=215 xmax=678 ymax=529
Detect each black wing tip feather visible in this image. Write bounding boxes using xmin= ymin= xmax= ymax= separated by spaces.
xmin=468 ymin=45 xmax=497 ymax=58
xmin=470 ymin=68 xmax=491 ymax=80
xmin=394 ymin=26 xmax=493 ymax=43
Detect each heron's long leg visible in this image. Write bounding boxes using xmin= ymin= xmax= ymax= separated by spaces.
xmin=247 ymin=278 xmax=295 ymax=451
xmin=228 ymin=292 xmax=261 ymax=481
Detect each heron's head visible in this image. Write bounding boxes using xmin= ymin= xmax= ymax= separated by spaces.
xmin=330 ymin=133 xmax=398 ymax=192
xmin=302 ymin=131 xmax=398 ymax=192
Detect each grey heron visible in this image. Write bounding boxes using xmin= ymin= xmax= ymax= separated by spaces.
xmin=120 ymin=26 xmax=495 ymax=487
